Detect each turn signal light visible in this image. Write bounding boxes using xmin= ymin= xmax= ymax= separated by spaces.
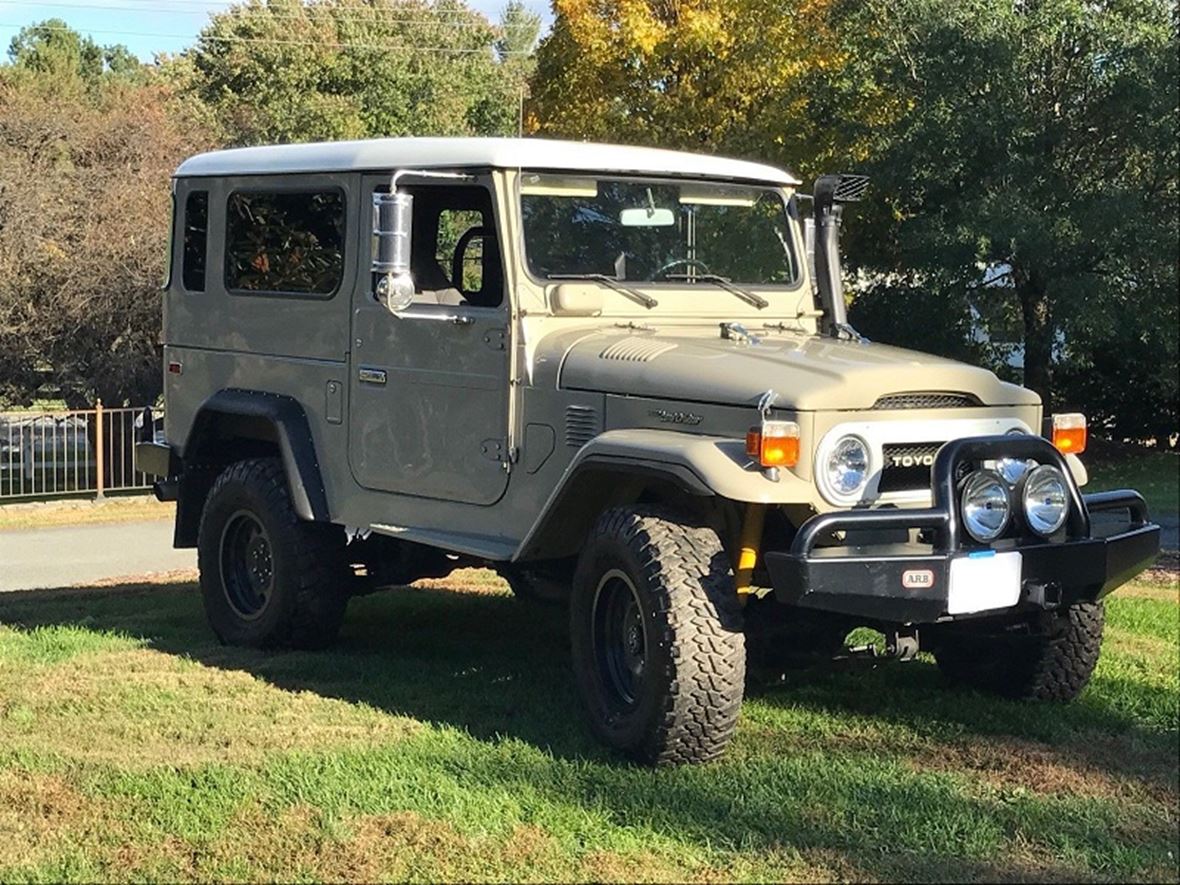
xmin=1052 ymin=413 xmax=1087 ymax=454
xmin=746 ymin=420 xmax=800 ymax=468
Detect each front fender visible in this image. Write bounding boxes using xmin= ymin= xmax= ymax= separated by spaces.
xmin=513 ymin=429 xmax=811 ymax=561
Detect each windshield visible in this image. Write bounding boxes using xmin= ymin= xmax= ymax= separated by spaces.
xmin=519 ymin=174 xmax=799 ymax=287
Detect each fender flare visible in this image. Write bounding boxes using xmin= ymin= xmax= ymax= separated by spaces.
xmin=182 ymin=389 xmax=329 ymax=522
xmin=513 ymin=428 xmax=810 ymax=562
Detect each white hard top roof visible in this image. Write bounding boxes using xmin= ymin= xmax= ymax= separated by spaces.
xmin=175 ymin=137 xmax=800 ymax=186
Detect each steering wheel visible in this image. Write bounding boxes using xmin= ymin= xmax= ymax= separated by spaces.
xmin=652 ymin=258 xmax=712 ymax=281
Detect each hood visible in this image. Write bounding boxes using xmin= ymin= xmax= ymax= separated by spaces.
xmin=551 ymin=328 xmax=1038 ymax=411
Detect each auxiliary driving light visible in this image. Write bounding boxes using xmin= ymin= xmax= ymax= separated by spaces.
xmin=746 ymin=420 xmax=800 ymax=468
xmin=961 ymin=469 xmax=1011 ymax=543
xmin=1021 ymin=464 xmax=1070 ymax=537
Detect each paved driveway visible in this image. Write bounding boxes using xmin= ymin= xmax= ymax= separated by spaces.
xmin=0 ymin=519 xmax=194 ymax=592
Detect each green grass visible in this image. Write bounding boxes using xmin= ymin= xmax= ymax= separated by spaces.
xmin=0 ymin=572 xmax=1176 ymax=882
xmin=1085 ymin=441 xmax=1179 ymax=521
xmin=0 ymin=497 xmax=174 ymax=531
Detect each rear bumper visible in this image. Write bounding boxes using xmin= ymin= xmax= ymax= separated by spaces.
xmin=764 ymin=435 xmax=1161 ymax=625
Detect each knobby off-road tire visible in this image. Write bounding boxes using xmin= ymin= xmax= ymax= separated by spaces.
xmin=934 ymin=602 xmax=1105 ymax=701
xmin=570 ymin=506 xmax=746 ymax=766
xmin=198 ymin=457 xmax=349 ymax=649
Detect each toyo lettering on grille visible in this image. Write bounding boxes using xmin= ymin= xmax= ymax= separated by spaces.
xmin=878 ymin=442 xmax=943 ymax=493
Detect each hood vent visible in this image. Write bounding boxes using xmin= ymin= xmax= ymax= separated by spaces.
xmin=598 ymin=339 xmax=678 ymax=363
xmin=873 ymin=392 xmax=982 ymax=410
xmin=565 ymin=405 xmax=602 ymax=448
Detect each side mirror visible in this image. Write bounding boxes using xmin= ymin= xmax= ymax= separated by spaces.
xmin=550 ymin=283 xmax=604 ymax=317
xmin=372 ymin=190 xmax=415 ymax=311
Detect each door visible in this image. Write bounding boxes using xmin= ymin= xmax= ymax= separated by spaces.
xmin=348 ymin=174 xmax=512 ymax=506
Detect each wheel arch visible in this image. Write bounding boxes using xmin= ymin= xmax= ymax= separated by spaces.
xmin=174 ymin=389 xmax=329 ymax=547
xmin=514 ymin=455 xmax=718 ymax=562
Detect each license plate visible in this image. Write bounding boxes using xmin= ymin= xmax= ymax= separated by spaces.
xmin=947 ymin=551 xmax=1022 ymax=615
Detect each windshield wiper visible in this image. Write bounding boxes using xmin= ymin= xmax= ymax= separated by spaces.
xmin=546 ymin=273 xmax=658 ymax=309
xmin=664 ymin=273 xmax=769 ymax=309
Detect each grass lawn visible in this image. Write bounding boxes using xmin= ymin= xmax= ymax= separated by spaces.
xmin=1085 ymin=441 xmax=1179 ymax=522
xmin=0 ymin=497 xmax=174 ymax=532
xmin=0 ymin=569 xmax=1175 ymax=883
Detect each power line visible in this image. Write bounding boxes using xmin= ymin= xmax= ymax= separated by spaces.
xmin=0 ymin=0 xmax=546 ymax=22
xmin=0 ymin=20 xmax=534 ymax=53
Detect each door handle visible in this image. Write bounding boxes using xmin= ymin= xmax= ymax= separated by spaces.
xmin=393 ymin=310 xmax=474 ymax=325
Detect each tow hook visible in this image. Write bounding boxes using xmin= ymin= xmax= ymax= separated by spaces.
xmin=887 ymin=627 xmax=920 ymax=661
xmin=839 ymin=626 xmax=920 ymax=663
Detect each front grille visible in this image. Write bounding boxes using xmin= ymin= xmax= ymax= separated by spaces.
xmin=878 ymin=442 xmax=942 ymax=493
xmin=873 ymin=392 xmax=981 ymax=410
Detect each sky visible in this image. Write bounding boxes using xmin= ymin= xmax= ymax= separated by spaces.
xmin=0 ymin=0 xmax=552 ymax=62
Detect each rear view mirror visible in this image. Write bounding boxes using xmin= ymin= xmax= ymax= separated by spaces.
xmin=619 ymin=207 xmax=675 ymax=227
xmin=372 ymin=190 xmax=415 ymax=311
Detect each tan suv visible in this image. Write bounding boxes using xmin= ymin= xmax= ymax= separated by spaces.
xmin=136 ymin=138 xmax=1161 ymax=765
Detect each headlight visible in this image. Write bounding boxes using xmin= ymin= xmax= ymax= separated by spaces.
xmin=961 ymin=469 xmax=1011 ymax=542
xmin=996 ymin=457 xmax=1035 ymax=484
xmin=824 ymin=435 xmax=870 ymax=498
xmin=1022 ymin=465 xmax=1069 ymax=536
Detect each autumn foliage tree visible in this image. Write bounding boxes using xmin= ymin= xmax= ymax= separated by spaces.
xmin=0 ymin=25 xmax=211 ymax=408
xmin=0 ymin=2 xmax=539 ymax=409
xmin=530 ymin=0 xmax=1179 ymax=445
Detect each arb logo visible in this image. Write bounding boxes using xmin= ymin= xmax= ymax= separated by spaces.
xmin=902 ymin=569 xmax=935 ymax=590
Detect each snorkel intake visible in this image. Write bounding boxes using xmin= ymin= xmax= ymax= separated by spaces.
xmin=812 ymin=174 xmax=869 ymax=339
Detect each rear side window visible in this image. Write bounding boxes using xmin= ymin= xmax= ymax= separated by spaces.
xmin=182 ymin=190 xmax=208 ymax=291
xmin=225 ymin=190 xmax=345 ymax=295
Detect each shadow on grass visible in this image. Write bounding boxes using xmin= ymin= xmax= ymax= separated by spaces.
xmin=0 ymin=578 xmax=1176 ymax=880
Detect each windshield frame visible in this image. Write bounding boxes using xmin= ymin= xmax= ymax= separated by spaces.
xmin=514 ymin=170 xmax=807 ymax=299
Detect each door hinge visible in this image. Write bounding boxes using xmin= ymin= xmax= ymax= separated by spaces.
xmin=483 ymin=328 xmax=506 ymax=351
xmin=480 ymin=439 xmax=517 ymax=471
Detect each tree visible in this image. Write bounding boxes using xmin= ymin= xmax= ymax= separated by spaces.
xmin=528 ymin=0 xmax=852 ymax=169
xmin=183 ymin=0 xmax=540 ymax=145
xmin=7 ymin=18 xmax=142 ymax=84
xmin=530 ymin=0 xmax=1179 ymax=443
xmin=0 ymin=27 xmax=212 ymax=408
xmin=839 ymin=0 xmax=1178 ymax=440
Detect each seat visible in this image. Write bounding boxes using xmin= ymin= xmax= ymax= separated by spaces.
xmin=451 ymin=226 xmax=502 ymax=308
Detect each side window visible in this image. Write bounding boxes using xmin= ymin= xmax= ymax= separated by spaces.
xmin=225 ymin=189 xmax=345 ymax=296
xmin=182 ymin=190 xmax=208 ymax=292
xmin=403 ymin=185 xmax=502 ymax=308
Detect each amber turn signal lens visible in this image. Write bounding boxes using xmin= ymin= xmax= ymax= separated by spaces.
xmin=747 ymin=421 xmax=800 ymax=468
xmin=1051 ymin=413 xmax=1087 ymax=454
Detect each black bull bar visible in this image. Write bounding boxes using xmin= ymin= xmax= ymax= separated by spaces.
xmin=764 ymin=435 xmax=1161 ymax=623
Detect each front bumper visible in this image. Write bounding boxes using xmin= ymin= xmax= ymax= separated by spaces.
xmin=764 ymin=435 xmax=1161 ymax=624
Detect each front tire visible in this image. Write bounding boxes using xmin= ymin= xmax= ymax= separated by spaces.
xmin=570 ymin=506 xmax=746 ymax=766
xmin=934 ymin=602 xmax=1105 ymax=701
xmin=197 ymin=458 xmax=349 ymax=649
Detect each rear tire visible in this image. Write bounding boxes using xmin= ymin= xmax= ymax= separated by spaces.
xmin=570 ymin=506 xmax=746 ymax=766
xmin=197 ymin=458 xmax=349 ymax=649
xmin=934 ymin=602 xmax=1104 ymax=701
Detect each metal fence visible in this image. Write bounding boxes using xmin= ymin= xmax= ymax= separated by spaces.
xmin=0 ymin=403 xmax=156 ymax=502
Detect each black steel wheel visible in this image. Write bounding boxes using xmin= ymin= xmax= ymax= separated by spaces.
xmin=219 ymin=511 xmax=275 ymax=619
xmin=592 ymin=569 xmax=648 ymax=709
